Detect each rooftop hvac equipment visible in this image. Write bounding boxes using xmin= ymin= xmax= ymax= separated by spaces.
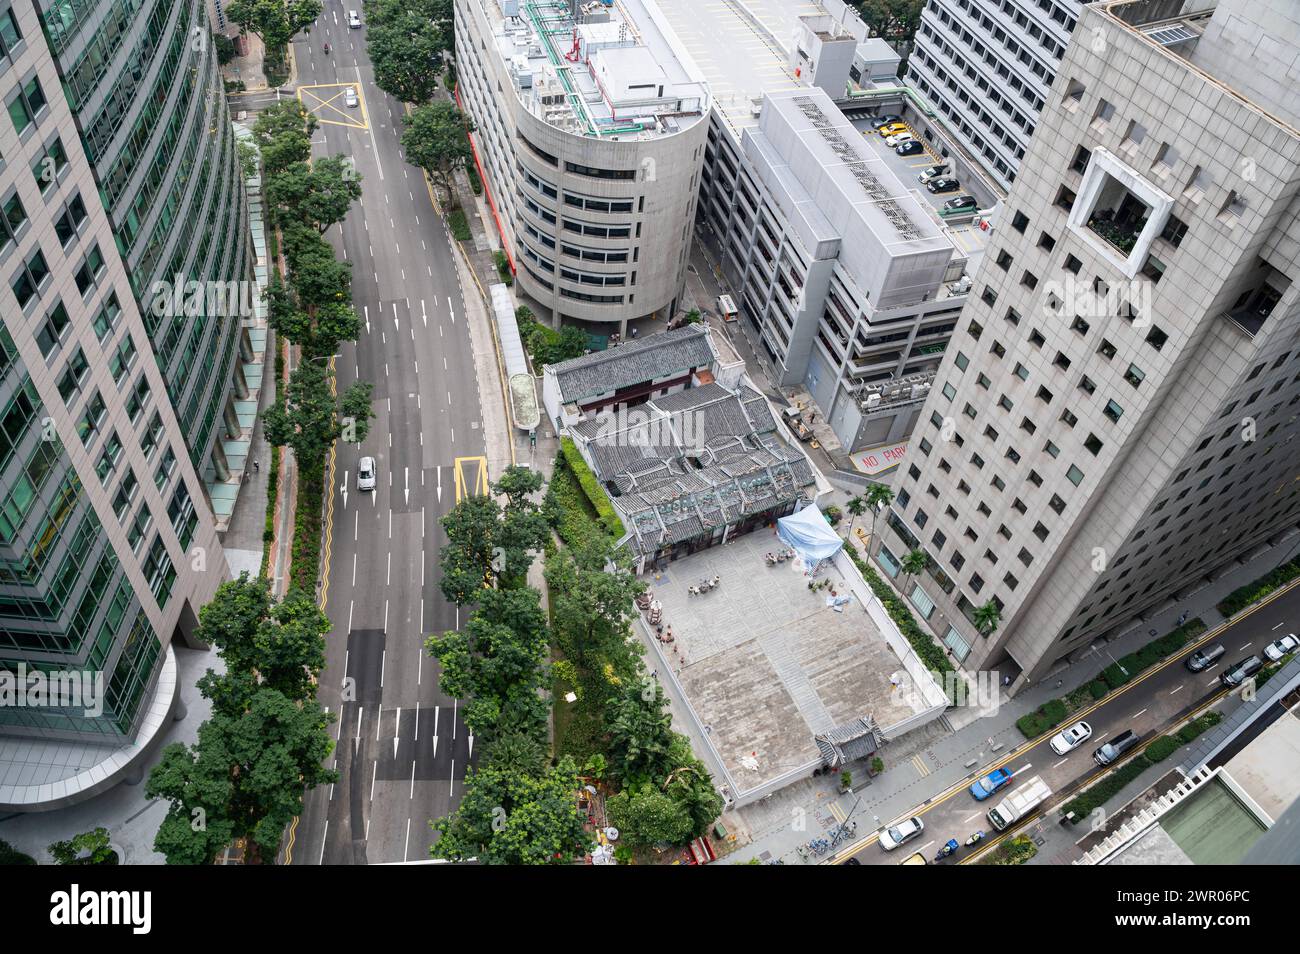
xmin=948 ymin=274 xmax=973 ymax=295
xmin=502 ymin=0 xmax=520 ymax=15
xmin=865 ymin=393 xmax=881 ymax=407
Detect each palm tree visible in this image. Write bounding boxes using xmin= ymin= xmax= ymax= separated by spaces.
xmin=864 ymin=484 xmax=894 ymax=543
xmin=845 ymin=496 xmax=867 ymax=538
xmin=973 ymin=599 xmax=1002 ymax=636
xmin=900 ymin=548 xmax=929 ymax=592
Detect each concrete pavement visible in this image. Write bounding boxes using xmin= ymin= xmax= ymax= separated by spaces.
xmin=719 ymin=538 xmax=1300 ymax=863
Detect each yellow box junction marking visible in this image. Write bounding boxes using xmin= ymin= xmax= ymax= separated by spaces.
xmin=298 ymin=82 xmax=368 ymax=130
xmin=453 ymin=456 xmax=490 ymax=502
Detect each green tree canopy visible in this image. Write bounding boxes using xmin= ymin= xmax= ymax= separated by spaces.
xmin=365 ymin=0 xmax=452 ymax=103
xmin=147 ymin=688 xmax=337 ymax=864
xmin=401 ymin=101 xmax=475 ymax=202
xmin=430 ymin=757 xmax=592 ymax=865
xmin=251 ymin=100 xmax=317 ymax=178
xmin=227 ymin=0 xmax=321 ymax=50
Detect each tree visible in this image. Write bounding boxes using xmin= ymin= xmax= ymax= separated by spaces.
xmin=545 ymin=542 xmax=645 ymax=675
xmin=193 ymin=576 xmax=330 ymax=716
xmin=973 ymin=599 xmax=1002 ymax=636
xmin=365 ymin=2 xmax=451 ymax=103
xmin=284 ymin=226 xmax=353 ymax=310
xmin=436 ymin=468 xmax=550 ymax=603
xmin=0 ymin=839 xmax=35 ymax=865
xmin=252 ymin=100 xmax=317 ymax=177
xmin=845 ymin=495 xmax=867 ymax=538
xmin=267 ymin=156 xmax=363 ymax=234
xmin=425 ymin=588 xmax=550 ymax=740
xmin=401 ymin=101 xmax=475 ymax=203
xmin=213 ymin=32 xmax=239 ymax=66
xmin=48 ymin=827 xmax=117 ymax=865
xmin=430 ymin=757 xmax=592 ymax=865
xmin=864 ymin=483 xmax=894 ymax=541
xmin=227 ymin=0 xmax=322 ymax=51
xmin=605 ymin=680 xmax=676 ymax=783
xmin=900 ymin=547 xmax=929 ymax=592
xmin=855 ymin=0 xmax=924 ymax=48
xmin=147 ymin=688 xmax=337 ymax=864
xmin=606 ymin=784 xmax=693 ymax=849
xmin=264 ymin=360 xmax=373 ymax=467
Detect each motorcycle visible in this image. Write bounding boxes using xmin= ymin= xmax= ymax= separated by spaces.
xmin=933 ymin=838 xmax=959 ymax=862
xmin=965 ymin=831 xmax=985 ymax=847
xmin=323 ymin=42 xmax=331 ymax=54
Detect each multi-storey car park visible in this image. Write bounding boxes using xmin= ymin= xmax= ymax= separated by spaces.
xmin=908 ymin=0 xmax=1094 ymax=191
xmin=455 ymin=0 xmax=710 ymax=335
xmin=872 ymin=0 xmax=1300 ymax=687
xmin=0 ymin=0 xmax=250 ymax=810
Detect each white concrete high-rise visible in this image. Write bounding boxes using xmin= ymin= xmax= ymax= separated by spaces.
xmin=873 ymin=0 xmax=1300 ymax=686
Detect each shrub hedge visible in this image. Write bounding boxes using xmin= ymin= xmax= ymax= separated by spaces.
xmin=448 ymin=206 xmax=471 ymax=241
xmin=1217 ymin=558 xmax=1300 ymax=617
xmin=1016 ymin=698 xmax=1069 ymax=738
xmin=290 ymin=460 xmax=326 ymax=595
xmin=978 ymin=835 xmax=1037 ymax=865
xmin=845 ymin=549 xmax=959 ymax=696
xmin=559 ymin=437 xmax=624 ymax=538
xmin=1146 ymin=711 xmax=1223 ymax=763
xmin=1062 ymin=755 xmax=1152 ymax=824
xmin=544 ymin=457 xmax=611 ymax=552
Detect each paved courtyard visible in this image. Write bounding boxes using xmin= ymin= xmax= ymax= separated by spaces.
xmin=642 ymin=528 xmax=930 ymax=801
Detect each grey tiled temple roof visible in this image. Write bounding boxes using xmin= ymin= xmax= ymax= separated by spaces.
xmin=550 ymin=325 xmax=715 ymax=403
xmin=571 ymin=380 xmax=818 ymax=557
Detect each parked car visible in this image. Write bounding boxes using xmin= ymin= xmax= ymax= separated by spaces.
xmin=871 ymin=114 xmax=903 ymax=129
xmin=348 ymin=10 xmax=362 ymax=28
xmin=1263 ymin=633 xmax=1300 ymax=662
xmin=879 ymin=816 xmax=924 ymax=850
xmin=884 ymin=132 xmax=915 ymax=148
xmin=895 ymin=141 xmax=924 ymax=157
xmin=344 ymin=86 xmax=359 ymax=108
xmin=1049 ymin=720 xmax=1092 ymax=755
xmin=1185 ymin=643 xmax=1226 ymax=672
xmin=877 ymin=122 xmax=909 ymax=137
xmin=357 ymin=456 xmax=377 ymax=491
xmin=969 ymin=767 xmax=1014 ymax=801
xmin=926 ymin=177 xmax=960 ymax=193
xmin=1220 ymin=655 xmax=1264 ymax=687
xmin=1093 ymin=729 xmax=1140 ymax=766
xmin=943 ymin=195 xmax=978 ymax=213
xmin=918 ymin=163 xmax=950 ymax=183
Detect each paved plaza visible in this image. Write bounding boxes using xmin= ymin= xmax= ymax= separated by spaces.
xmin=642 ymin=528 xmax=931 ymax=801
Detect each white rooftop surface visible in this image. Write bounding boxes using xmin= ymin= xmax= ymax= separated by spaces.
xmin=494 ymin=0 xmax=710 ymax=139
xmin=654 ymin=0 xmax=817 ymax=138
xmin=750 ymin=90 xmax=953 ymax=281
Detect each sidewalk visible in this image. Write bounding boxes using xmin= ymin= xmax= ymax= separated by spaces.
xmin=717 ymin=532 xmax=1300 ymax=863
xmin=221 ymin=331 xmax=279 ymax=579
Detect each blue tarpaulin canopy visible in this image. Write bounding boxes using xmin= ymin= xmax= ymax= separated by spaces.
xmin=777 ymin=505 xmax=844 ymax=564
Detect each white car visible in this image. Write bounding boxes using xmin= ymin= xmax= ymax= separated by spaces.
xmin=1049 ymin=720 xmax=1092 ymax=755
xmin=348 ymin=10 xmax=362 ymax=28
xmin=1263 ymin=633 xmax=1300 ymax=662
xmin=884 ymin=132 xmax=915 ymax=148
xmin=357 ymin=456 xmax=377 ymax=491
xmin=344 ymin=86 xmax=359 ymax=108
xmin=879 ymin=816 xmax=924 ymax=851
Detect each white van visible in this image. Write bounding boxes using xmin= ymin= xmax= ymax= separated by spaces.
xmin=987 ymin=775 xmax=1051 ymax=831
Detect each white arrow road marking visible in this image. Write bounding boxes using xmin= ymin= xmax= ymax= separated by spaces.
xmin=421 ymin=299 xmax=427 ymax=326
xmin=394 ymin=706 xmax=401 ymax=759
xmin=404 ymin=466 xmax=409 ymax=505
xmin=355 ymin=706 xmax=363 ymax=750
xmin=433 ymin=706 xmax=439 ymax=758
xmin=341 ymin=471 xmax=348 ymax=509
xmin=468 ymin=734 xmax=475 ymax=760
xmin=436 ymin=467 xmax=442 ymax=502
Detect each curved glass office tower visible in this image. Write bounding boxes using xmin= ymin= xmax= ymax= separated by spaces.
xmin=0 ymin=0 xmax=248 ymax=809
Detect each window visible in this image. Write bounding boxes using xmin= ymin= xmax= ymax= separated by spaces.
xmin=1124 ymin=364 xmax=1146 ymax=388
xmin=11 ymin=248 xmax=50 ymax=309
xmin=1048 ymin=494 xmax=1065 ymax=515
xmin=1060 ymin=408 xmax=1077 ymax=427
xmin=1044 ymin=440 xmax=1059 ymax=458
xmin=1037 ymin=231 xmax=1056 ymax=252
xmin=35 ymin=302 xmax=71 ymax=358
xmin=1 ymin=192 xmax=27 ymax=253
xmin=1067 ymin=464 xmax=1085 ymax=485
xmin=1103 ymin=399 xmax=1124 ymax=423
xmin=57 ymin=347 xmax=89 ymax=403
xmin=1146 ymin=327 xmax=1168 ymax=352
xmin=0 ymin=7 xmax=22 ymax=58
xmin=1011 ymin=210 xmax=1029 ymax=233
xmin=1071 ymin=316 xmax=1090 ymax=336
xmin=1084 ymin=433 xmax=1104 ymax=455
xmin=1064 ymin=254 xmax=1082 ymax=275
xmin=1097 ymin=338 xmax=1116 ymax=360
xmin=73 ymin=244 xmax=106 ymax=295
xmin=8 ymin=76 xmax=47 ymax=134
xmin=77 ymin=390 xmax=106 ymax=444
xmin=32 ymin=137 xmax=69 ymax=192
xmin=96 ymin=431 xmax=123 ymax=484
xmin=954 ymin=351 xmax=969 ymax=371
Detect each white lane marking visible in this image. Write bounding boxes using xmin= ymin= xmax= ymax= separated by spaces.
xmin=370 ymin=760 xmax=377 ymax=801
xmin=319 ymin=821 xmax=329 ymax=864
xmin=1130 ymin=709 xmax=1147 ymax=720
xmin=1169 ymin=684 xmax=1184 ymax=695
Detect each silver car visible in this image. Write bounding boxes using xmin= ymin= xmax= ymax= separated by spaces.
xmin=357 ymin=456 xmax=377 ymax=491
xmin=1049 ymin=720 xmax=1092 ymax=755
xmin=879 ymin=816 xmax=924 ymax=851
xmin=1263 ymin=633 xmax=1299 ymax=661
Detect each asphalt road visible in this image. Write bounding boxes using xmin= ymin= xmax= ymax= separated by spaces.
xmin=283 ymin=4 xmax=484 ymax=865
xmin=837 ymin=580 xmax=1300 ymax=865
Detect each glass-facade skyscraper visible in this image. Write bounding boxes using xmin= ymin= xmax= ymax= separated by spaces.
xmin=0 ymin=0 xmax=249 ymax=809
